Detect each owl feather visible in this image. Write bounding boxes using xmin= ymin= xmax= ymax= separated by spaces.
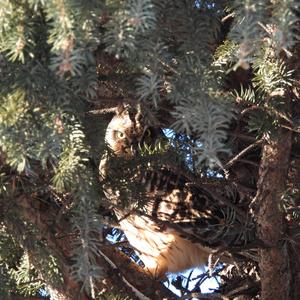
xmin=100 ymin=104 xmax=256 ymax=278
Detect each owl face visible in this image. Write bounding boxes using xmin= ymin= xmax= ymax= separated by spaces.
xmin=105 ymin=105 xmax=157 ymax=157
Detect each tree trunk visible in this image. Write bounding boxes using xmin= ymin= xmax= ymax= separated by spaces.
xmin=256 ymin=128 xmax=294 ymax=300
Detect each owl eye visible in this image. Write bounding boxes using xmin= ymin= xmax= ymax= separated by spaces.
xmin=115 ymin=131 xmax=125 ymax=139
xmin=144 ymin=129 xmax=151 ymax=138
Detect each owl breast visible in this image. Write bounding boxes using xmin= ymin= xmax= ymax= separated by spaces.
xmin=118 ymin=212 xmax=210 ymax=277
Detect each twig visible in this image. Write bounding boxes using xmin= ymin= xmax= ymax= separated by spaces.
xmin=86 ymin=107 xmax=118 ymax=115
xmin=240 ymin=105 xmax=261 ymax=116
xmin=98 ymin=248 xmax=151 ymax=300
xmin=156 ymin=57 xmax=180 ymax=75
xmin=185 ymin=269 xmax=194 ymax=290
xmin=236 ymin=158 xmax=260 ymax=167
xmin=225 ymin=282 xmax=253 ymax=298
xmin=281 ymin=124 xmax=300 ymax=133
xmin=265 ymin=104 xmax=293 ymax=125
xmin=221 ymin=13 xmax=235 ymax=23
xmin=225 ymin=139 xmax=263 ymax=169
xmin=178 ymin=292 xmax=229 ymax=300
xmin=240 ymin=101 xmax=293 ymax=125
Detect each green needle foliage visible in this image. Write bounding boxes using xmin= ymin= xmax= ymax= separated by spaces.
xmin=0 ymin=0 xmax=299 ymax=299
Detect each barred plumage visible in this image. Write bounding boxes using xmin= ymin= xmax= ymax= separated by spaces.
xmin=100 ymin=104 xmax=255 ymax=277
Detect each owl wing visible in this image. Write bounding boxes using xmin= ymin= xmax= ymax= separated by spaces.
xmin=140 ymin=167 xmax=255 ymax=250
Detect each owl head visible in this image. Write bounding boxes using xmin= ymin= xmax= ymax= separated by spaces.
xmin=105 ymin=104 xmax=161 ymax=158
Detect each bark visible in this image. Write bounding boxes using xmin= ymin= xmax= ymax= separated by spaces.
xmin=11 ymin=193 xmax=175 ymax=300
xmin=99 ymin=244 xmax=176 ymax=299
xmin=256 ymin=128 xmax=292 ymax=300
xmin=10 ymin=296 xmax=45 ymax=300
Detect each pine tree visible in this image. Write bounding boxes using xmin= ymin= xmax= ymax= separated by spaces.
xmin=1 ymin=1 xmax=300 ymax=299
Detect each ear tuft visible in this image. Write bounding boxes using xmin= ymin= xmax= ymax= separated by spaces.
xmin=116 ymin=103 xmax=132 ymax=116
xmin=116 ymin=103 xmax=125 ymax=115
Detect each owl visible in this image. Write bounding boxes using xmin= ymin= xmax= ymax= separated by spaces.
xmin=100 ymin=104 xmax=254 ymax=278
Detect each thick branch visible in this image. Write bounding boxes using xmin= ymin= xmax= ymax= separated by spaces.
xmin=99 ymin=244 xmax=176 ymax=299
xmin=14 ymin=194 xmax=175 ymax=300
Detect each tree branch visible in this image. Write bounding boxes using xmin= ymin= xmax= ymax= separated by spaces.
xmin=225 ymin=139 xmax=263 ymax=169
xmin=12 ymin=192 xmax=175 ymax=300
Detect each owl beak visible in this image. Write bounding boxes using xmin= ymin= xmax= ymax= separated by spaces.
xmin=130 ymin=144 xmax=137 ymax=155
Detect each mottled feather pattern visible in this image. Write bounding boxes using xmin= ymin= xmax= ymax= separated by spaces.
xmin=100 ymin=104 xmax=254 ymax=277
